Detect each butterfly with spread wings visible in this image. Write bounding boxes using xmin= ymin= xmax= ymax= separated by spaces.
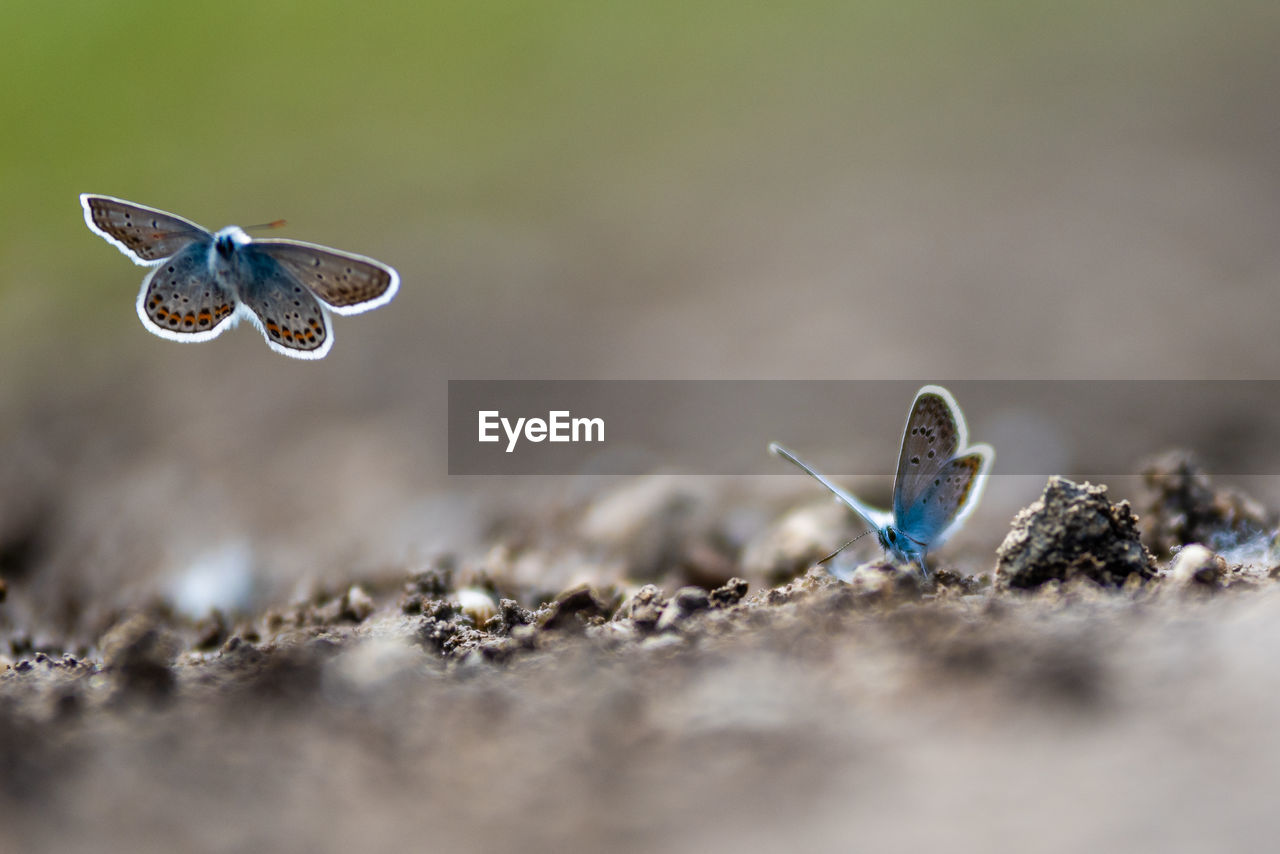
xmin=81 ymin=194 xmax=399 ymax=360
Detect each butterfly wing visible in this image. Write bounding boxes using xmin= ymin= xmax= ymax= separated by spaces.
xmin=234 ymin=246 xmax=334 ymax=359
xmin=770 ymin=443 xmax=894 ymax=533
xmin=136 ymin=241 xmax=241 ymax=342
xmin=251 ymin=239 xmax=399 ymax=315
xmin=895 ymin=446 xmax=993 ymax=549
xmin=81 ymin=194 xmax=210 ymax=266
xmin=892 ymin=386 xmax=970 ymax=525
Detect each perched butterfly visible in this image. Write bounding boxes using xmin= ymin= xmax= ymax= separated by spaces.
xmin=80 ymin=194 xmax=399 ymax=359
xmin=770 ymin=385 xmax=993 ymax=578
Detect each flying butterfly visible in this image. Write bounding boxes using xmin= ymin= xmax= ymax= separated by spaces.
xmin=80 ymin=194 xmax=399 ymax=359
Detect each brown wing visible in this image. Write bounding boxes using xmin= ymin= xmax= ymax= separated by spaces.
xmin=896 ymin=448 xmax=993 ymax=547
xmin=235 ymin=252 xmax=334 ymax=360
xmin=252 ymin=239 xmax=399 ymax=314
xmin=136 ymin=242 xmax=239 ymax=342
xmin=81 ymin=194 xmax=210 ymax=264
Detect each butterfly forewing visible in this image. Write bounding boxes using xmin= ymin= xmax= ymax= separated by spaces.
xmin=896 ymin=450 xmax=991 ymax=548
xmin=892 ymin=388 xmax=968 ymax=523
xmin=770 ymin=443 xmax=894 ymax=534
xmin=81 ymin=195 xmax=210 ymax=265
xmin=252 ymin=240 xmax=398 ymax=314
xmin=235 ymin=248 xmax=333 ymax=359
xmin=137 ymin=242 xmax=240 ymax=341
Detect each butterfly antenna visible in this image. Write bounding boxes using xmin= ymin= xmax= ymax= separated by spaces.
xmin=244 ymin=218 xmax=288 ymax=232
xmin=815 ymin=529 xmax=873 ymax=566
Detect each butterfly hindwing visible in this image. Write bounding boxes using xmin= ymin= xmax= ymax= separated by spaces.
xmin=81 ymin=194 xmax=209 ymax=265
xmin=896 ymin=448 xmax=992 ymax=549
xmin=137 ymin=241 xmax=240 ymax=342
xmin=234 ymin=247 xmax=333 ymax=359
xmin=252 ymin=239 xmax=399 ymax=315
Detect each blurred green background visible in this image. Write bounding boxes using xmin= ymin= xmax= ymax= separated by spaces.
xmin=6 ymin=0 xmax=1278 ymax=376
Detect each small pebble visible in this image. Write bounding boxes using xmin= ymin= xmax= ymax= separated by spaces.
xmin=539 ymin=586 xmax=610 ymax=633
xmin=618 ymin=585 xmax=668 ymax=632
xmin=1166 ymin=544 xmax=1226 ymax=589
xmin=341 ymin=585 xmax=375 ymax=623
xmin=656 ymin=586 xmax=711 ymax=632
xmin=455 ymin=588 xmax=498 ymax=626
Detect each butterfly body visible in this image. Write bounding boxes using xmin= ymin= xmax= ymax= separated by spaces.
xmin=81 ymin=194 xmax=399 ymax=360
xmin=877 ymin=522 xmax=928 ymax=568
xmin=771 ymin=385 xmax=993 ymax=578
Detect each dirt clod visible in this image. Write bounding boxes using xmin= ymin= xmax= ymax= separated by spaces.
xmin=1139 ymin=451 xmax=1275 ymax=557
xmin=710 ymin=577 xmax=749 ymax=608
xmin=400 ymin=556 xmax=457 ymax=613
xmin=539 ymin=585 xmax=611 ymax=633
xmin=484 ymin=598 xmax=535 ymax=635
xmin=99 ymin=614 xmax=180 ymax=697
xmin=996 ymin=476 xmax=1157 ymax=589
xmin=655 ymin=586 xmax=711 ymax=632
